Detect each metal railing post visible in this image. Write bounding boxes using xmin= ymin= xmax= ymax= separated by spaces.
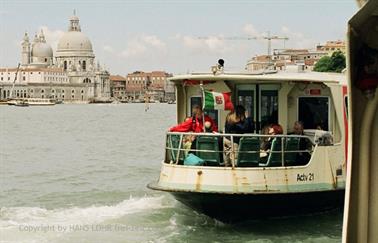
xmin=176 ymin=134 xmax=183 ymax=165
xmin=231 ymin=135 xmax=235 ymax=168
xmin=281 ymin=137 xmax=285 ymax=167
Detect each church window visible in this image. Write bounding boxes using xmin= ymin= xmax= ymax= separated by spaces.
xmin=83 ymin=78 xmax=91 ymax=83
xmin=62 ymin=90 xmax=64 ymax=93
xmin=81 ymin=90 xmax=84 ymax=94
xmin=41 ymin=89 xmax=45 ymax=93
xmin=52 ymin=89 xmax=55 ymax=93
xmin=45 ymin=58 xmax=47 ymax=62
xmin=41 ymin=95 xmax=44 ymax=98
xmin=64 ymin=61 xmax=67 ymax=71
xmin=23 ymin=76 xmax=25 ymax=81
xmin=1 ymin=77 xmax=3 ymax=81
xmin=71 ymin=89 xmax=75 ymax=93
xmin=82 ymin=60 xmax=86 ymax=71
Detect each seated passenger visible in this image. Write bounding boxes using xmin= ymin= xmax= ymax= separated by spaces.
xmin=225 ymin=106 xmax=254 ymax=140
xmin=224 ymin=105 xmax=254 ymax=166
xmin=260 ymin=124 xmax=283 ymax=157
xmin=290 ymin=121 xmax=312 ymax=165
xmin=169 ymin=105 xmax=218 ymax=133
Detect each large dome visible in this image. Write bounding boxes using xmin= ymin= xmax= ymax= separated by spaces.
xmin=57 ymin=31 xmax=93 ymax=52
xmin=31 ymin=42 xmax=53 ymax=57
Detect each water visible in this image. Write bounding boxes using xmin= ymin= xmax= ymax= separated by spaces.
xmin=0 ymin=104 xmax=343 ymax=243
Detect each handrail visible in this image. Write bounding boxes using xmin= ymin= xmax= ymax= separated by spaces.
xmin=167 ymin=131 xmax=315 ymax=143
xmin=165 ymin=132 xmax=315 ymax=167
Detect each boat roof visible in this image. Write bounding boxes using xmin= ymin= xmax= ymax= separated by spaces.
xmin=169 ymin=70 xmax=347 ymax=85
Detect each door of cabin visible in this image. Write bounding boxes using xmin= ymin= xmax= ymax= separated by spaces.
xmin=236 ymin=84 xmax=279 ymax=133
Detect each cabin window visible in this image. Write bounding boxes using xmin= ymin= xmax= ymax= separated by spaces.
xmin=237 ymin=89 xmax=255 ymax=121
xmin=298 ymin=97 xmax=329 ymax=131
xmin=260 ymin=90 xmax=279 ymax=129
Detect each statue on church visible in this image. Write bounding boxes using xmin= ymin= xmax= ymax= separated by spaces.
xmin=76 ymin=62 xmax=81 ymax=72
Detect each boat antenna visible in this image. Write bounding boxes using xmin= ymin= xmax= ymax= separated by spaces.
xmin=9 ymin=63 xmax=21 ymax=100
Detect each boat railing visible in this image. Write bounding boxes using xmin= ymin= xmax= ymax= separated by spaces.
xmin=165 ymin=132 xmax=315 ymax=168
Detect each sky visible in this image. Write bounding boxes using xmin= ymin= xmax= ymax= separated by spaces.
xmin=0 ymin=0 xmax=358 ymax=75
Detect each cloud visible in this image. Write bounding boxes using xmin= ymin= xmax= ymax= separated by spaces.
xmin=103 ymin=45 xmax=114 ymax=53
xmin=280 ymin=26 xmax=317 ymax=49
xmin=120 ymin=35 xmax=166 ymax=58
xmin=39 ymin=26 xmax=65 ymax=51
xmin=242 ymin=24 xmax=261 ymax=36
xmin=176 ymin=34 xmax=232 ymax=55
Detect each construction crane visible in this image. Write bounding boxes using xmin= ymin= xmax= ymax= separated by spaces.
xmin=199 ymin=32 xmax=289 ymax=61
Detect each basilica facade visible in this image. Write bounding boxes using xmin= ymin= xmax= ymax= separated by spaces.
xmin=0 ymin=13 xmax=110 ymax=102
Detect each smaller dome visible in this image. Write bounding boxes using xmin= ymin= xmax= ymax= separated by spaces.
xmin=32 ymin=42 xmax=53 ymax=58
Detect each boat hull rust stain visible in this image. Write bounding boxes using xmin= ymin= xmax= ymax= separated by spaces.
xmin=195 ymin=170 xmax=203 ymax=191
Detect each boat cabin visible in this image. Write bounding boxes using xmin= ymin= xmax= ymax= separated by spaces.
xmin=166 ymin=71 xmax=348 ymax=168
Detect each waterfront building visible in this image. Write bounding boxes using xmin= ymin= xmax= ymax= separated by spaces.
xmin=316 ymin=40 xmax=346 ymax=55
xmin=109 ymin=75 xmax=127 ymax=99
xmin=0 ymin=13 xmax=111 ymax=102
xmin=125 ymin=71 xmax=174 ymax=102
xmin=246 ymin=49 xmax=328 ymax=72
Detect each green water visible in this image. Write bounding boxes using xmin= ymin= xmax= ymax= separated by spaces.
xmin=0 ymin=104 xmax=343 ymax=242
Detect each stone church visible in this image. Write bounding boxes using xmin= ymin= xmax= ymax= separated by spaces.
xmin=0 ymin=13 xmax=111 ymax=102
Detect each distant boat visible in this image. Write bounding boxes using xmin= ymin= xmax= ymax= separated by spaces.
xmin=14 ymin=100 xmax=29 ymax=107
xmin=8 ymin=98 xmax=55 ymax=106
xmin=27 ymin=98 xmax=55 ymax=106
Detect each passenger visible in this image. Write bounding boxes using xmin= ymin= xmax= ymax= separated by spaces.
xmin=290 ymin=121 xmax=312 ymax=165
xmin=261 ymin=124 xmax=283 ymax=156
xmin=224 ymin=105 xmax=253 ymax=143
xmin=224 ymin=105 xmax=254 ymax=166
xmin=169 ymin=105 xmax=218 ymax=156
xmin=169 ymin=105 xmax=218 ymax=133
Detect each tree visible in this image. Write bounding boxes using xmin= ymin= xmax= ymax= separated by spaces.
xmin=329 ymin=51 xmax=346 ymax=72
xmin=313 ymin=56 xmax=332 ymax=72
xmin=314 ymin=51 xmax=346 ymax=73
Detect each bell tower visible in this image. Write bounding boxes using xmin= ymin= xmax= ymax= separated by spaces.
xmin=21 ymin=32 xmax=30 ymax=66
xmin=68 ymin=10 xmax=81 ymax=32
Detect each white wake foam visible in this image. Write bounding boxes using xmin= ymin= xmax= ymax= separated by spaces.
xmin=0 ymin=196 xmax=167 ymax=228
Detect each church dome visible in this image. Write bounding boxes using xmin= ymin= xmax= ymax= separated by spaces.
xmin=31 ymin=42 xmax=53 ymax=58
xmin=57 ymin=31 xmax=93 ymax=52
xmin=56 ymin=13 xmax=94 ymax=55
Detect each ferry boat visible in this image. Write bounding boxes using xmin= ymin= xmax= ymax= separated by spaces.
xmin=148 ymin=68 xmax=348 ymax=221
xmin=7 ymin=98 xmax=56 ymax=106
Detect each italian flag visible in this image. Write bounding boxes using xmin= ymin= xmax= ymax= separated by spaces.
xmin=203 ymin=90 xmax=234 ymax=110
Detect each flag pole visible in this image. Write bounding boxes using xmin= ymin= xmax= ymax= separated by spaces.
xmin=200 ymin=82 xmax=206 ymax=132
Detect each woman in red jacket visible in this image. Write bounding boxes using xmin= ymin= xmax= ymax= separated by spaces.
xmin=169 ymin=105 xmax=218 ymax=133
